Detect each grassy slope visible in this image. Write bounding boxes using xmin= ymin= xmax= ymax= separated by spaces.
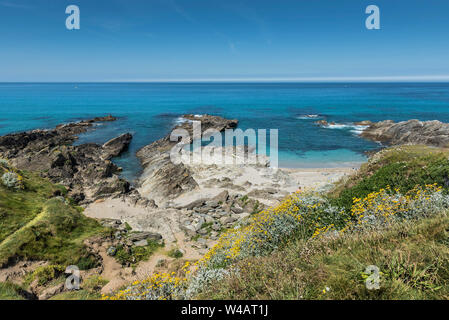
xmin=0 ymin=170 xmax=67 ymax=243
xmin=199 ymin=145 xmax=449 ymax=300
xmin=200 ymin=214 xmax=449 ymax=300
xmin=329 ymin=145 xmax=449 ymax=209
xmin=0 ymin=167 xmax=107 ymax=268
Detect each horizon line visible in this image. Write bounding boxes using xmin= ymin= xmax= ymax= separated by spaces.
xmin=2 ymin=75 xmax=449 ymax=83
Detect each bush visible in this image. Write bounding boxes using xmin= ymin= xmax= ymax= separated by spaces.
xmin=168 ymin=248 xmax=184 ymax=259
xmin=114 ymin=241 xmax=162 ymax=266
xmin=25 ymin=265 xmax=66 ymax=286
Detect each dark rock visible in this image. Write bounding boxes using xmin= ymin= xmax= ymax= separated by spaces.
xmin=102 ymin=133 xmax=132 ymax=159
xmin=361 ymin=119 xmax=449 ymax=147
xmin=0 ymin=116 xmax=134 ymax=204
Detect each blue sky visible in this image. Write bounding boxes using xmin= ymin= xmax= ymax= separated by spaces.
xmin=1 ymin=0 xmax=449 ymax=82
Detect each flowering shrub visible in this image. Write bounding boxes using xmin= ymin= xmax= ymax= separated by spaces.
xmin=104 ymin=184 xmax=449 ymax=300
xmin=103 ymin=272 xmax=187 ymax=300
xmin=350 ymin=184 xmax=449 ymax=229
xmin=199 ymin=192 xmax=349 ymax=270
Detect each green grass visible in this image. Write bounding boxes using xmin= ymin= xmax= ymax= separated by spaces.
xmin=0 ymin=282 xmax=26 ymax=300
xmin=0 ymin=165 xmax=107 ymax=268
xmin=0 ymin=169 xmax=67 ymax=243
xmin=0 ymin=198 xmax=105 ymax=267
xmin=114 ymin=241 xmax=163 ymax=266
xmin=199 ymin=214 xmax=449 ymax=300
xmin=329 ymin=145 xmax=449 ymax=209
xmin=167 ymin=248 xmax=184 ymax=259
xmin=49 ymin=290 xmax=102 ymax=300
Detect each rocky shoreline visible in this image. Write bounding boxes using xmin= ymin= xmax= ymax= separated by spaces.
xmin=314 ymin=118 xmax=449 ymax=149
xmin=0 ymin=116 xmax=136 ymax=204
xmin=0 ymin=114 xmax=353 ymax=295
xmin=360 ymin=119 xmax=449 ymax=147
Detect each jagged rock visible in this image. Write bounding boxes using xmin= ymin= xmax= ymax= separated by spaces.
xmin=212 ymin=190 xmax=229 ymax=203
xmin=102 ymin=133 xmax=132 ymax=159
xmin=205 ymin=200 xmax=220 ymax=208
xmin=38 ymin=283 xmax=65 ymax=300
xmin=94 ymin=176 xmax=130 ymax=198
xmin=181 ymin=224 xmax=196 ymax=237
xmin=231 ymin=204 xmax=244 ymax=214
xmin=0 ymin=116 xmax=133 ymax=204
xmin=220 ymin=216 xmax=237 ymax=225
xmin=361 ymin=119 xmax=449 ymax=147
xmin=128 ymin=232 xmax=162 ymax=242
xmin=180 ymin=198 xmax=206 ymax=210
xmin=137 ymin=114 xmax=238 ymax=203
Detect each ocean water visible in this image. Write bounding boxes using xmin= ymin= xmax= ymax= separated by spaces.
xmin=1 ymin=82 xmax=449 ymax=182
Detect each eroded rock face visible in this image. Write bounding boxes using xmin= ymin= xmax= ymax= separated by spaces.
xmin=361 ymin=119 xmax=449 ymax=147
xmin=0 ymin=116 xmax=134 ymax=204
xmin=136 ymin=114 xmax=238 ymax=204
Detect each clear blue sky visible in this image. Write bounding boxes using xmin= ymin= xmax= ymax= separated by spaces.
xmin=1 ymin=0 xmax=449 ymax=82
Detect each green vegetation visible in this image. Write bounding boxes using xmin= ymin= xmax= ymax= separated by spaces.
xmin=329 ymin=145 xmax=449 ymax=210
xmin=0 ymin=282 xmax=26 ymax=300
xmin=49 ymin=290 xmax=101 ymax=300
xmin=24 ymin=265 xmax=66 ymax=286
xmin=167 ymin=248 xmax=184 ymax=259
xmin=194 ymin=145 xmax=449 ymax=300
xmin=114 ymin=241 xmax=163 ymax=266
xmin=0 ymin=163 xmax=106 ymax=268
xmin=200 ymin=214 xmax=449 ymax=300
xmin=0 ymin=168 xmax=67 ymax=244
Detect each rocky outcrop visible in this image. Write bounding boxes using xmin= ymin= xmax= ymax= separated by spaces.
xmin=0 ymin=116 xmax=136 ymax=204
xmin=102 ymin=133 xmax=132 ymax=159
xmin=136 ymin=114 xmax=238 ymax=204
xmin=360 ymin=119 xmax=449 ymax=147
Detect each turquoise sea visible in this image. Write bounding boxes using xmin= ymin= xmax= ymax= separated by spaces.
xmin=1 ymin=82 xmax=449 ymax=181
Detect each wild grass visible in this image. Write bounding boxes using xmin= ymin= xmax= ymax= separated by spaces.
xmin=199 ymin=214 xmax=449 ymax=300
xmin=0 ymin=164 xmax=107 ymax=268
xmin=0 ymin=282 xmax=26 ymax=300
xmin=0 ymin=169 xmax=67 ymax=243
xmin=329 ymin=145 xmax=449 ymax=209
